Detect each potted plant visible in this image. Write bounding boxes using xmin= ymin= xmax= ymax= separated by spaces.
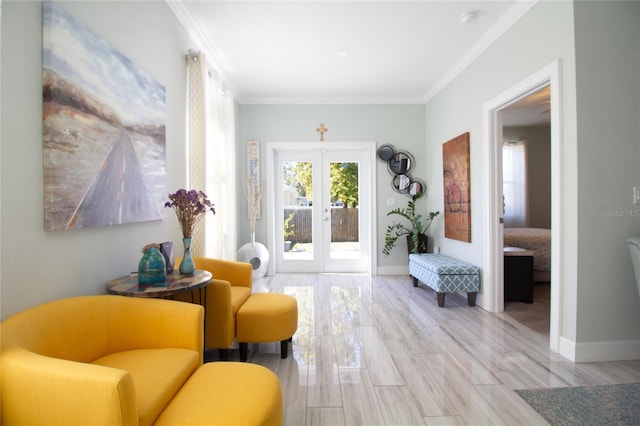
xmin=383 ymin=194 xmax=439 ymax=255
xmin=284 ymin=212 xmax=296 ymax=251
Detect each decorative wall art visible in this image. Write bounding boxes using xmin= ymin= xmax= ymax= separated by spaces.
xmin=42 ymin=3 xmax=167 ymax=231
xmin=239 ymin=140 xmax=269 ymax=279
xmin=246 ymin=141 xmax=261 ymax=221
xmin=377 ymin=144 xmax=425 ymax=198
xmin=442 ymin=132 xmax=471 ymax=242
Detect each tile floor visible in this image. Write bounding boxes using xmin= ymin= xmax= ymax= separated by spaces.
xmin=209 ymin=274 xmax=640 ymax=426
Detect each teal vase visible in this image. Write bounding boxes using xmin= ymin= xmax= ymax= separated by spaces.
xmin=179 ymin=237 xmax=195 ymax=274
xmin=138 ymin=247 xmax=167 ymax=285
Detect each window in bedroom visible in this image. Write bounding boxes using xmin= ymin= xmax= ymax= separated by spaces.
xmin=503 ymin=140 xmax=528 ymax=227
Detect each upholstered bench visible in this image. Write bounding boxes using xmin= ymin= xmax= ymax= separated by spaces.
xmin=155 ymin=362 xmax=282 ymax=425
xmin=237 ymin=293 xmax=298 ymax=362
xmin=409 ymin=253 xmax=480 ymax=307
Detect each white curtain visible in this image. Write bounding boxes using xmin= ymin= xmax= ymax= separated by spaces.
xmin=503 ymin=140 xmax=528 ymax=228
xmin=186 ymin=51 xmax=237 ymax=259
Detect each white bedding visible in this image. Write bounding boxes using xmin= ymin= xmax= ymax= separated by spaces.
xmin=504 ymin=228 xmax=551 ymax=272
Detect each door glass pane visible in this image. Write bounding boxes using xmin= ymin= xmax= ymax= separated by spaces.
xmin=329 ymin=161 xmax=360 ymax=259
xmin=282 ymin=161 xmax=313 ymax=259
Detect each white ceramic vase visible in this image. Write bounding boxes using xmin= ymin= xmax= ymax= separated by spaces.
xmin=237 ymin=233 xmax=269 ymax=279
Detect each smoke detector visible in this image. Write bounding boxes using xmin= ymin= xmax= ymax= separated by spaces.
xmin=460 ymin=11 xmax=478 ymax=24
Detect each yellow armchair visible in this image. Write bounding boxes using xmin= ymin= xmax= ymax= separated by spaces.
xmin=1 ymin=295 xmax=204 ymax=425
xmin=173 ymin=257 xmax=252 ymax=359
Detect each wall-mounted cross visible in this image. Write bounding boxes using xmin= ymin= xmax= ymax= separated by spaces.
xmin=316 ymin=123 xmax=328 ymax=141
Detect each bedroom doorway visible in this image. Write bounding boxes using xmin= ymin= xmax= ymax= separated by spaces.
xmin=501 ymin=86 xmax=552 ymax=336
xmin=482 ymin=60 xmax=562 ymax=353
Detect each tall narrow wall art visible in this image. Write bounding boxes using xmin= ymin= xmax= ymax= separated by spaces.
xmin=442 ymin=132 xmax=471 ymax=242
xmin=42 ymin=3 xmax=167 ymax=231
xmin=246 ymin=140 xmax=261 ymax=222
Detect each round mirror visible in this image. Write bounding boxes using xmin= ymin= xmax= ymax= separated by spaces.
xmin=377 ymin=144 xmax=395 ymax=162
xmin=391 ymin=174 xmax=412 ymax=193
xmin=387 ymin=151 xmax=414 ymax=175
xmin=408 ymin=179 xmax=426 ymax=198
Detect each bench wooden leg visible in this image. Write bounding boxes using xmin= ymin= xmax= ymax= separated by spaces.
xmin=412 ymin=276 xmax=419 ymax=287
xmin=437 ymin=292 xmax=445 ymax=307
xmin=239 ymin=342 xmax=248 ymax=362
xmin=280 ymin=339 xmax=288 ymax=359
xmin=467 ymin=292 xmax=477 ymax=306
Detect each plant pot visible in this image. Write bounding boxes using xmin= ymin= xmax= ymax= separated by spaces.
xmin=406 ymin=234 xmax=429 ymax=254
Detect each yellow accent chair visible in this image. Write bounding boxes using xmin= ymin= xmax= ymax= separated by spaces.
xmin=1 ymin=295 xmax=283 ymax=425
xmin=173 ymin=257 xmax=252 ymax=360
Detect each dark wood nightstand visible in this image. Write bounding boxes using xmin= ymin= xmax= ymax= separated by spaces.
xmin=504 ymin=247 xmax=534 ymax=303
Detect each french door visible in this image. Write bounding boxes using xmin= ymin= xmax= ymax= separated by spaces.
xmin=268 ymin=143 xmax=373 ymax=274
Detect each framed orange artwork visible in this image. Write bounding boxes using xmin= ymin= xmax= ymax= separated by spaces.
xmin=442 ymin=132 xmax=471 ymax=242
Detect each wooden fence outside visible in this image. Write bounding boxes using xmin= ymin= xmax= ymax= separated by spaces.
xmin=283 ymin=207 xmax=359 ymax=243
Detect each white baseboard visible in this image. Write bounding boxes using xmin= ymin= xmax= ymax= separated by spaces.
xmin=558 ymin=336 xmax=576 ymax=362
xmin=560 ymin=336 xmax=640 ymax=362
xmin=574 ymin=339 xmax=640 ymax=362
xmin=377 ymin=266 xmax=409 ymax=276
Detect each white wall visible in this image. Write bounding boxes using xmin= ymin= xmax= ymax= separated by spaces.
xmin=3 ymin=0 xmax=638 ymax=362
xmin=425 ymin=0 xmax=640 ymax=361
xmin=236 ymin=104 xmax=426 ymax=272
xmin=424 ymin=0 xmax=578 ymax=297
xmin=0 ymin=1 xmax=191 ymax=319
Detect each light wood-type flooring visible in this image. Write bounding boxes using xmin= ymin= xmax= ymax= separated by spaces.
xmin=208 ymin=274 xmax=640 ymax=425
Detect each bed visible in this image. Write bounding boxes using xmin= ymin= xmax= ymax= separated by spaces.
xmin=504 ymin=227 xmax=551 ymax=282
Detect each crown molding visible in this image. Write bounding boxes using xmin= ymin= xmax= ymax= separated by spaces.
xmin=236 ymin=96 xmax=426 ymax=106
xmin=423 ymin=0 xmax=538 ymax=103
xmin=165 ymin=0 xmax=239 ymax=96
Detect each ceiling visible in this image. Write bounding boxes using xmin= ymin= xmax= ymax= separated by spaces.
xmin=502 ymin=85 xmax=551 ymax=127
xmin=171 ymin=1 xmax=549 ymax=125
xmin=171 ymin=1 xmax=541 ymax=106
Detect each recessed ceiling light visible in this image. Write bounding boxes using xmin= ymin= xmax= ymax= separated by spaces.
xmin=335 ymin=50 xmax=350 ymax=58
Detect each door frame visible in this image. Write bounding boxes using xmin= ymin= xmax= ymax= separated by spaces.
xmin=481 ymin=59 xmax=563 ymax=352
xmin=265 ymin=141 xmax=377 ymax=275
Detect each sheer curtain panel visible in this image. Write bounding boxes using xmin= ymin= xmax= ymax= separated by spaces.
xmin=502 ymin=140 xmax=528 ymax=228
xmin=186 ymin=51 xmax=237 ymax=259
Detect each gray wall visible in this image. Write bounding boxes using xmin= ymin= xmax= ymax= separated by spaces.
xmin=573 ymin=1 xmax=640 ymax=347
xmin=503 ymin=125 xmax=552 ymax=229
xmin=1 ymin=1 xmax=191 ymax=319
xmin=237 ymin=104 xmax=426 ymax=271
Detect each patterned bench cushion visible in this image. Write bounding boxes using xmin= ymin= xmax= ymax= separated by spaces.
xmin=409 ymin=253 xmax=480 ymax=293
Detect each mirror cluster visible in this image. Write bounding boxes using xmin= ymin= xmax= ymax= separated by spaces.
xmin=377 ymin=144 xmax=425 ymax=198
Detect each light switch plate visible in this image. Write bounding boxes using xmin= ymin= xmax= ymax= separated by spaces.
xmin=634 ymin=187 xmax=640 ymax=205
xmin=386 ymin=197 xmax=395 ymax=207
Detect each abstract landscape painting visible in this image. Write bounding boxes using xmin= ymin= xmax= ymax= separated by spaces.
xmin=42 ymin=2 xmax=166 ymax=231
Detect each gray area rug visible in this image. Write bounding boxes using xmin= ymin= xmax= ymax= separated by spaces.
xmin=516 ymin=383 xmax=640 ymax=425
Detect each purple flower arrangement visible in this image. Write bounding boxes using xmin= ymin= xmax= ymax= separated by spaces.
xmin=165 ymin=189 xmax=215 ymax=238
